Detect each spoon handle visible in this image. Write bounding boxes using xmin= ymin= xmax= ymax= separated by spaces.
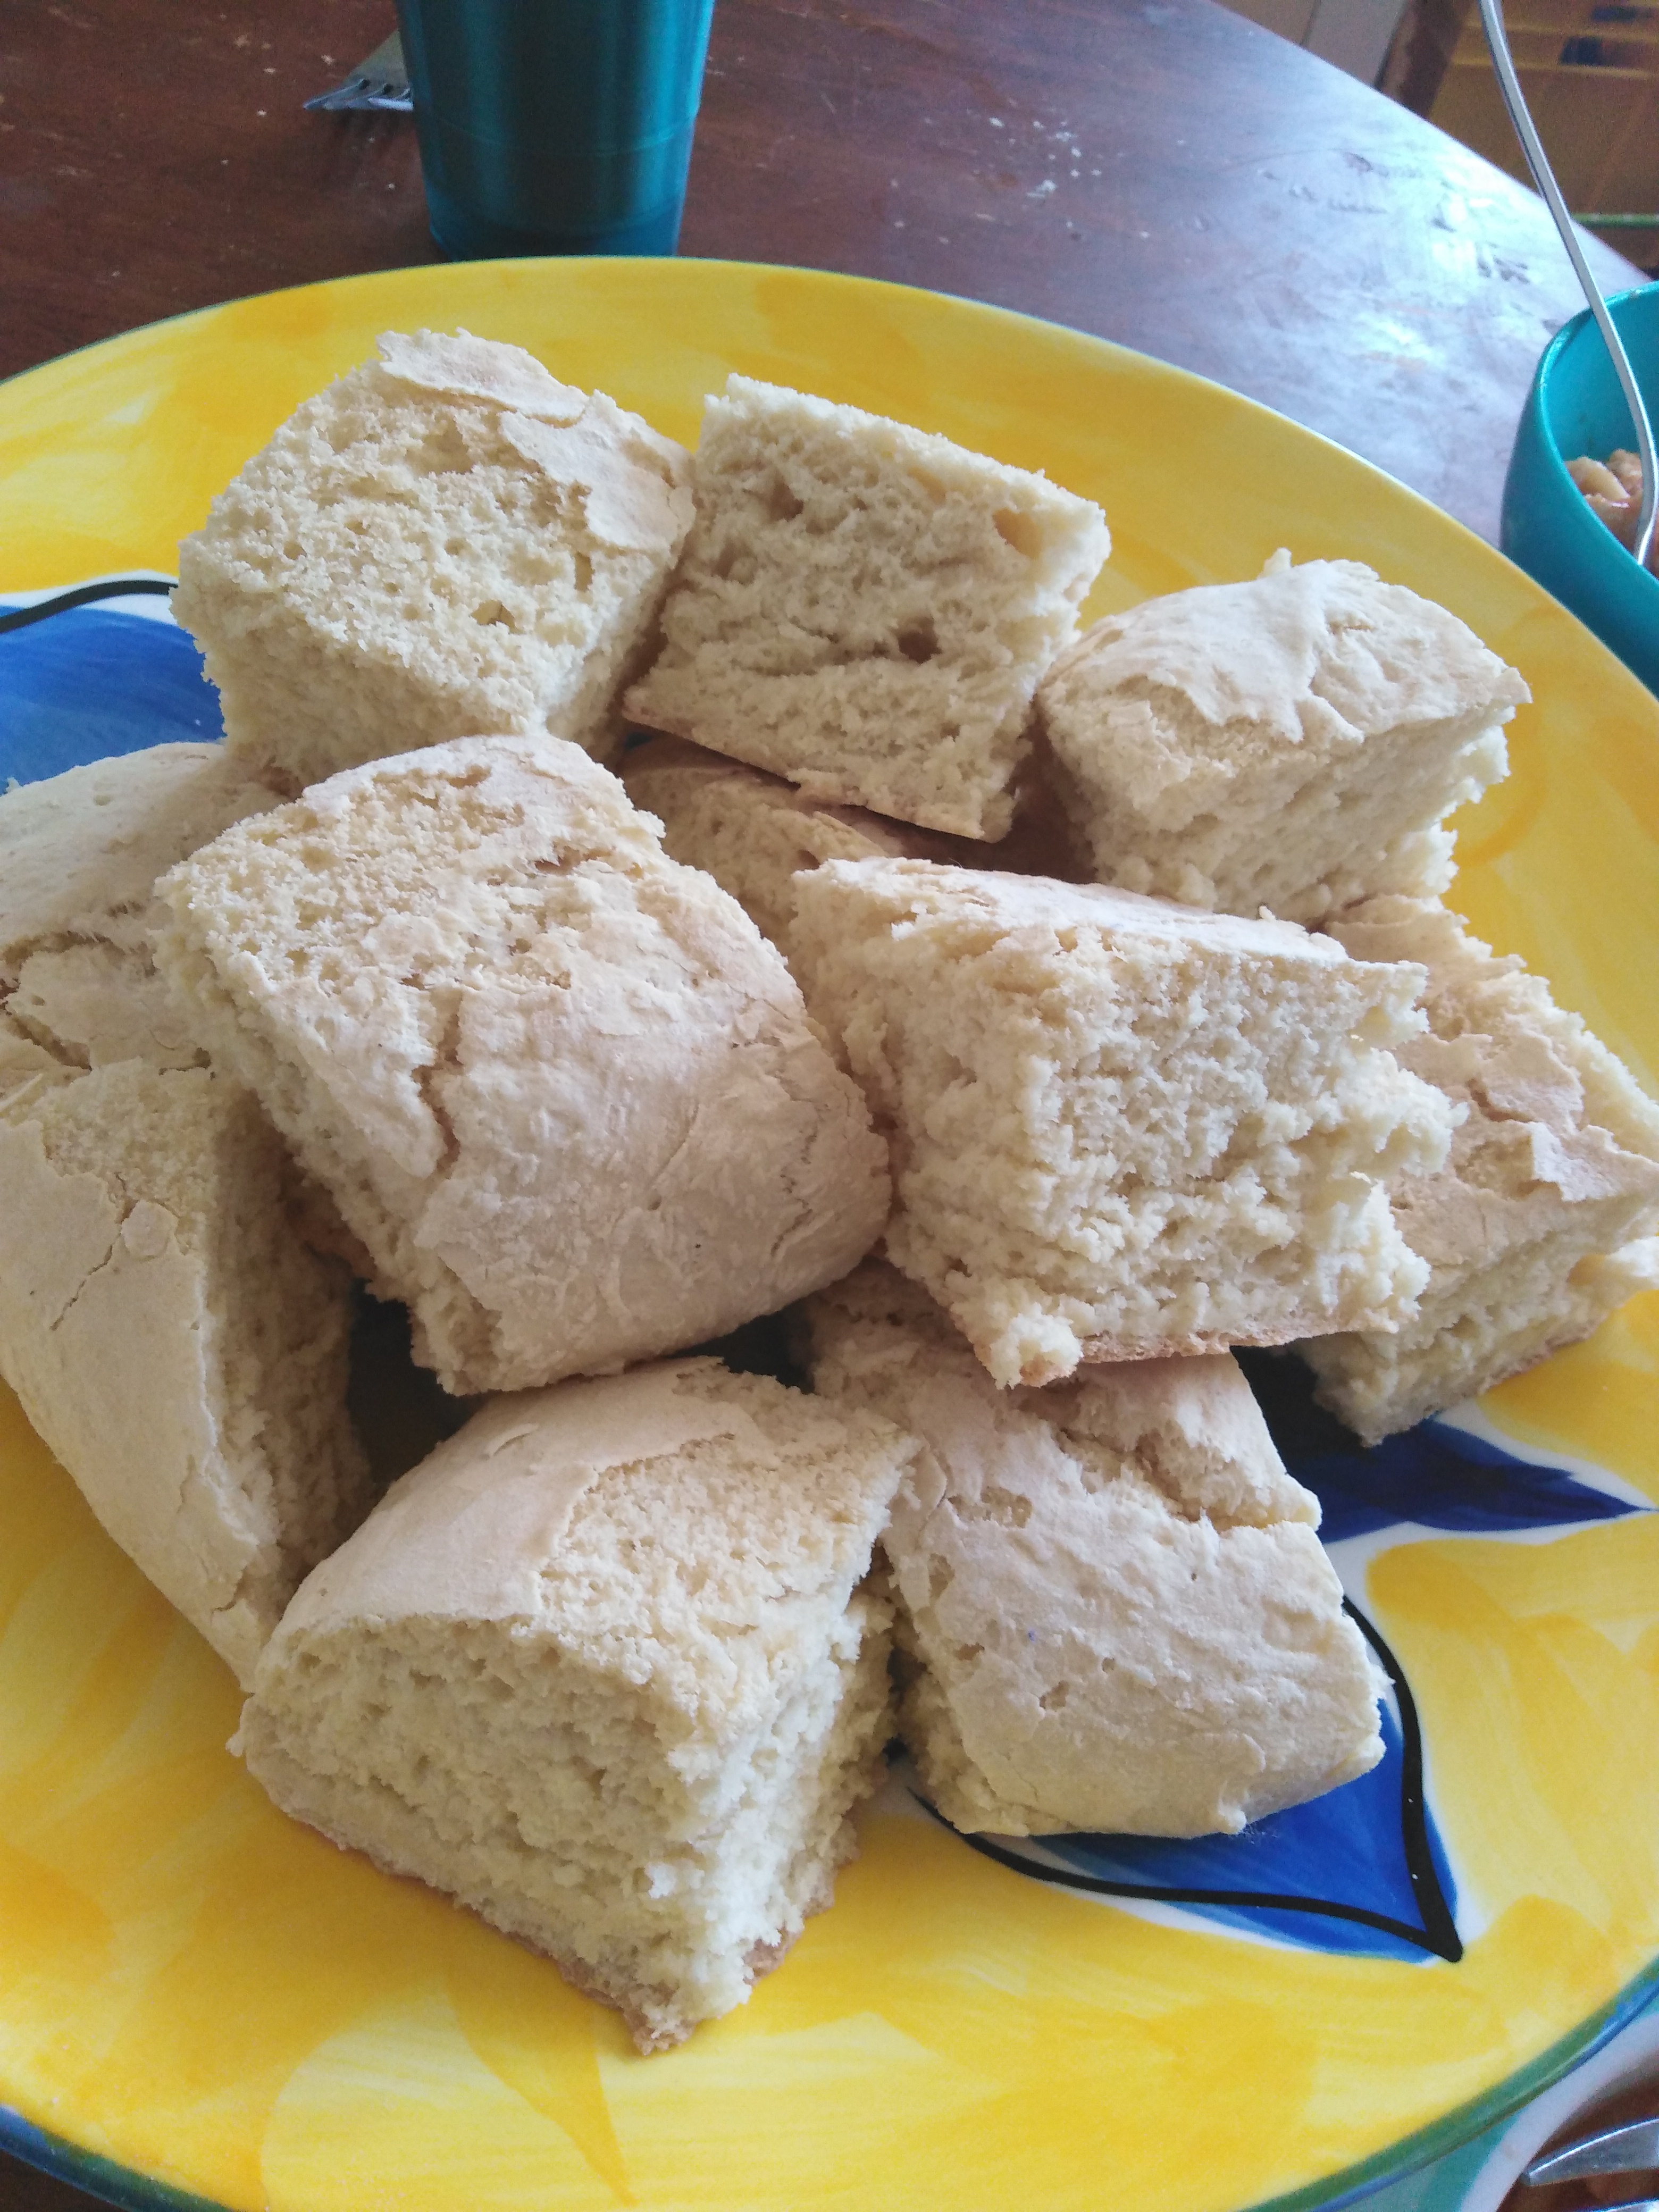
xmin=1477 ymin=0 xmax=1659 ymax=569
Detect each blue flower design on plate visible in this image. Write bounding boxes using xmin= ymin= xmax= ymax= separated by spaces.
xmin=1239 ymin=1347 xmax=1643 ymax=1546
xmin=0 ymin=579 xmax=220 ymax=786
xmin=934 ymin=1354 xmax=1646 ymax=1964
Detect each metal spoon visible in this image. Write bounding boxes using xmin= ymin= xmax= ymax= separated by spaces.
xmin=1524 ymin=2112 xmax=1659 ymax=2186
xmin=1477 ymin=0 xmax=1659 ymax=568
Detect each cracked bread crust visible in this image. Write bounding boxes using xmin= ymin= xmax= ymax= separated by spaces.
xmin=153 ymin=735 xmax=892 ymax=1395
xmin=1038 ymin=555 xmax=1527 ymax=923
xmin=0 ymin=1060 xmax=369 ymax=1686
xmin=236 ymin=1360 xmax=914 ymax=2050
xmin=791 ymin=858 xmax=1457 ymax=1387
xmin=171 ymin=329 xmax=695 ymax=789
xmin=624 ymin=374 xmax=1110 ymax=840
xmin=0 ymin=743 xmax=283 ymax=1091
xmin=1300 ymin=897 xmax=1659 ymax=1439
xmin=806 ymin=1264 xmax=1384 ymax=1837
xmin=0 ymin=749 xmax=369 ymax=1684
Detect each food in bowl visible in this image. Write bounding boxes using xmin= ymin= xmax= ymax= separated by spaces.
xmin=1566 ymin=448 xmax=1656 ymax=568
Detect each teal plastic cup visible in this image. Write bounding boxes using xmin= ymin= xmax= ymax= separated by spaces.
xmin=393 ymin=0 xmax=718 ymax=259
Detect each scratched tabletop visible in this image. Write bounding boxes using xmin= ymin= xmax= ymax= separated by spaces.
xmin=1 ymin=0 xmax=1640 ymax=542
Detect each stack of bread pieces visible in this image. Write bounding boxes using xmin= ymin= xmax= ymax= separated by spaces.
xmin=4 ymin=328 xmax=1656 ymax=2052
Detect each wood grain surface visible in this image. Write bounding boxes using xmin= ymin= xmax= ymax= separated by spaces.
xmin=0 ymin=1 xmax=1644 ymax=2206
xmin=1 ymin=0 xmax=1641 ymax=539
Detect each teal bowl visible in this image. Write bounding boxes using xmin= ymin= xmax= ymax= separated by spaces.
xmin=1502 ymin=281 xmax=1659 ymax=694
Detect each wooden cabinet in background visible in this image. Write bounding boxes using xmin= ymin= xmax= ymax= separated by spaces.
xmin=1385 ymin=0 xmax=1659 ymax=248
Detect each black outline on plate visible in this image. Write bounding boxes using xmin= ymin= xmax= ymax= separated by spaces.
xmin=919 ymin=1598 xmax=1464 ymax=1964
xmin=0 ymin=577 xmax=174 ymax=633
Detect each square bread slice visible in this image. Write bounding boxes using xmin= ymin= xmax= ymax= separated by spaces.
xmin=171 ymin=329 xmax=694 ymax=791
xmin=153 ymin=734 xmax=891 ymax=1397
xmin=623 ymin=374 xmax=1110 ymax=840
xmin=0 ymin=1060 xmax=371 ymax=1687
xmin=0 ymin=742 xmax=282 ymax=1091
xmin=234 ymin=1359 xmax=918 ymax=2051
xmin=790 ymin=859 xmax=1457 ymax=1388
xmin=1037 ymin=554 xmax=1528 ymax=924
xmin=622 ymin=735 xmax=1087 ymax=963
xmin=806 ymin=1265 xmax=1382 ymax=1836
xmin=1298 ymin=897 xmax=1659 ymax=1441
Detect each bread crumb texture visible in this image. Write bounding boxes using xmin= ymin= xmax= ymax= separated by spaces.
xmin=622 ymin=735 xmax=972 ymax=957
xmin=171 ymin=329 xmax=694 ymax=790
xmin=0 ymin=743 xmax=282 ymax=1092
xmin=624 ymin=375 xmax=1110 ymax=840
xmin=153 ymin=734 xmax=891 ymax=1395
xmin=1038 ymin=554 xmax=1527 ymax=923
xmin=791 ymin=858 xmax=1457 ymax=1387
xmin=807 ymin=1264 xmax=1382 ymax=1835
xmin=1299 ymin=897 xmax=1659 ymax=1440
xmin=237 ymin=1359 xmax=915 ymax=2050
xmin=622 ymin=735 xmax=1090 ymax=974
xmin=0 ymin=1060 xmax=369 ymax=1685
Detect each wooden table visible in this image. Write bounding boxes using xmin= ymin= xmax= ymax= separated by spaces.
xmin=0 ymin=1 xmax=1641 ymax=2203
xmin=2 ymin=0 xmax=1644 ymax=544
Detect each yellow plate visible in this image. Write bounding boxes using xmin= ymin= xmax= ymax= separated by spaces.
xmin=3 ymin=258 xmax=1658 ymax=2212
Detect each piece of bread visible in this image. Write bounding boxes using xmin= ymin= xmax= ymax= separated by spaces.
xmin=0 ymin=743 xmax=371 ymax=1683
xmin=621 ymin=735 xmax=966 ymax=957
xmin=1298 ymin=897 xmax=1659 ymax=1440
xmin=624 ymin=374 xmax=1110 ymax=840
xmin=234 ymin=1359 xmax=918 ymax=2051
xmin=806 ymin=1265 xmax=1383 ymax=1835
xmin=789 ymin=859 xmax=1457 ymax=1387
xmin=0 ymin=1060 xmax=371 ymax=1686
xmin=153 ymin=734 xmax=892 ymax=1396
xmin=0 ymin=742 xmax=282 ymax=1091
xmin=621 ymin=735 xmax=1089 ymax=963
xmin=1037 ymin=554 xmax=1528 ymax=924
xmin=171 ymin=330 xmax=695 ymax=790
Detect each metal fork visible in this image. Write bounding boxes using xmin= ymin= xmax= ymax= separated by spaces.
xmin=304 ymin=29 xmax=412 ymax=114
